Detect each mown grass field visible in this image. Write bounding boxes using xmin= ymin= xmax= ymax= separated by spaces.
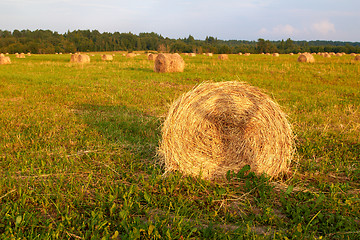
xmin=1 ymin=53 xmax=359 ymax=239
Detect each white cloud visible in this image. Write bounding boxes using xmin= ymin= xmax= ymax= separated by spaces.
xmin=311 ymin=20 xmax=335 ymax=35
xmin=258 ymin=24 xmax=299 ymax=38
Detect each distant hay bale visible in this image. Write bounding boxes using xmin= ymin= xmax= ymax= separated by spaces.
xmin=78 ymin=54 xmax=90 ymax=63
xmin=289 ymin=53 xmax=294 ymax=56
xmin=0 ymin=53 xmax=4 ymax=57
xmin=335 ymin=53 xmax=342 ymax=57
xmin=27 ymin=53 xmax=31 ymax=56
xmin=355 ymin=55 xmax=360 ymax=61
xmin=0 ymin=56 xmax=11 ymax=64
xmin=101 ymin=54 xmax=113 ymax=61
xmin=244 ymin=53 xmax=251 ymax=56
xmin=273 ymin=53 xmax=279 ymax=57
xmin=148 ymin=53 xmax=158 ymax=60
xmin=154 ymin=53 xmax=185 ymax=73
xmin=158 ymin=81 xmax=294 ymax=179
xmin=126 ymin=53 xmax=136 ymax=58
xmin=350 ymin=53 xmax=356 ymax=56
xmin=323 ymin=53 xmax=331 ymax=58
xmin=218 ymin=54 xmax=228 ymax=60
xmin=70 ymin=54 xmax=90 ymax=63
xmin=297 ymin=53 xmax=315 ymax=63
xmin=206 ymin=53 xmax=213 ymax=56
xmin=189 ymin=53 xmax=196 ymax=57
xmin=238 ymin=53 xmax=243 ymax=55
xmin=266 ymin=53 xmax=271 ymax=56
xmin=17 ymin=53 xmax=26 ymax=58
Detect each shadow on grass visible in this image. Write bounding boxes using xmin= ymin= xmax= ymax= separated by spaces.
xmin=122 ymin=67 xmax=154 ymax=72
xmin=75 ymin=104 xmax=162 ymax=160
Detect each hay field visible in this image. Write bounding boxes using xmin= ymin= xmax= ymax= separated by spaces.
xmin=0 ymin=53 xmax=359 ymax=239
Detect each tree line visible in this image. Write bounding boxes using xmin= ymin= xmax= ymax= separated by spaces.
xmin=1 ymin=29 xmax=360 ymax=54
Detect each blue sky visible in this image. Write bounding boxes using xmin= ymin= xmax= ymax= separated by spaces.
xmin=1 ymin=0 xmax=359 ymax=41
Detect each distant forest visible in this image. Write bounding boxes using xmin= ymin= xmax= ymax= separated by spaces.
xmin=1 ymin=29 xmax=360 ymax=54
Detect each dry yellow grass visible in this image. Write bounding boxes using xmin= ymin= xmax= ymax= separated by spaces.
xmin=158 ymin=81 xmax=294 ymax=180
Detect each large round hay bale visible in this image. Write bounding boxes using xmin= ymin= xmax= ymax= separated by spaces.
xmin=154 ymin=53 xmax=185 ymax=73
xmin=244 ymin=53 xmax=251 ymax=56
xmin=0 ymin=56 xmax=11 ymax=64
xmin=218 ymin=54 xmax=228 ymax=60
xmin=189 ymin=53 xmax=196 ymax=57
xmin=273 ymin=53 xmax=280 ymax=57
xmin=148 ymin=53 xmax=158 ymax=60
xmin=355 ymin=55 xmax=360 ymax=61
xmin=206 ymin=53 xmax=213 ymax=57
xmin=297 ymin=53 xmax=315 ymax=63
xmin=101 ymin=54 xmax=113 ymax=61
xmin=158 ymin=81 xmax=294 ymax=179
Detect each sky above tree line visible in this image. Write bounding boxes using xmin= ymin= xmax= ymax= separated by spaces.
xmin=1 ymin=0 xmax=359 ymax=42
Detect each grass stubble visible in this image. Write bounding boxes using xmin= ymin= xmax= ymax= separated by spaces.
xmin=0 ymin=53 xmax=359 ymax=239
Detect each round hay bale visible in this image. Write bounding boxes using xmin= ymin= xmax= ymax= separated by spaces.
xmin=350 ymin=53 xmax=356 ymax=56
xmin=354 ymin=55 xmax=360 ymax=61
xmin=70 ymin=54 xmax=79 ymax=62
xmin=126 ymin=53 xmax=136 ymax=58
xmin=206 ymin=53 xmax=213 ymax=57
xmin=148 ymin=53 xmax=158 ymax=60
xmin=238 ymin=53 xmax=243 ymax=55
xmin=101 ymin=54 xmax=113 ymax=61
xmin=297 ymin=53 xmax=315 ymax=63
xmin=273 ymin=53 xmax=280 ymax=57
xmin=70 ymin=54 xmax=90 ymax=63
xmin=323 ymin=53 xmax=331 ymax=58
xmin=289 ymin=53 xmax=294 ymax=56
xmin=335 ymin=53 xmax=342 ymax=57
xmin=189 ymin=53 xmax=196 ymax=57
xmin=17 ymin=53 xmax=26 ymax=58
xmin=158 ymin=81 xmax=294 ymax=180
xmin=218 ymin=54 xmax=228 ymax=60
xmin=244 ymin=53 xmax=251 ymax=56
xmin=154 ymin=53 xmax=185 ymax=73
xmin=0 ymin=53 xmax=4 ymax=57
xmin=0 ymin=56 xmax=11 ymax=64
xmin=78 ymin=54 xmax=90 ymax=63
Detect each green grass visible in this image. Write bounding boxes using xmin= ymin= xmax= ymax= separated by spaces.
xmin=1 ymin=53 xmax=359 ymax=239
